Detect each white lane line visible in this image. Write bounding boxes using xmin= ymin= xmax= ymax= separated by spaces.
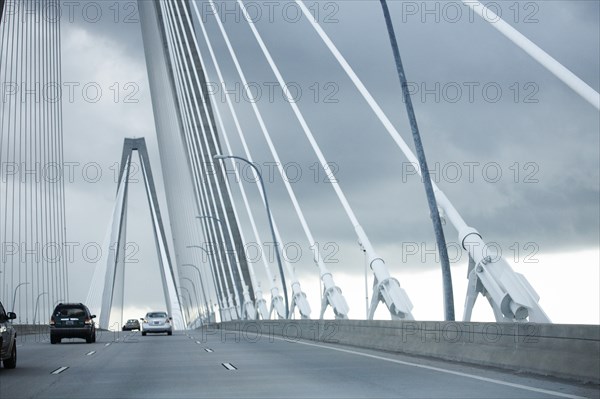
xmin=285 ymin=339 xmax=585 ymax=399
xmin=204 ymin=348 xmax=214 ymax=353
xmin=195 ymin=341 xmax=201 ymax=344
xmin=51 ymin=366 xmax=69 ymax=375
xmin=222 ymin=362 xmax=236 ymax=370
xmin=85 ymin=351 xmax=96 ymax=356
xmin=104 ymin=343 xmax=111 ymax=347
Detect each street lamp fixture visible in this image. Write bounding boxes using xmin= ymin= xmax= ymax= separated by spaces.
xmin=181 ymin=263 xmax=211 ymax=324
xmin=12 ymin=282 xmax=30 ymax=313
xmin=181 ymin=277 xmax=202 ymax=323
xmin=33 ymin=292 xmax=49 ymax=325
xmin=213 ymin=154 xmax=289 ymax=318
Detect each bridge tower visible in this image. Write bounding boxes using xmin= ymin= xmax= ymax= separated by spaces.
xmin=86 ymin=138 xmax=185 ymax=330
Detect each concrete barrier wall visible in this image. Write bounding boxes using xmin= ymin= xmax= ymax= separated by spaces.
xmin=211 ymin=320 xmax=600 ymax=384
xmin=14 ymin=324 xmax=49 ymax=336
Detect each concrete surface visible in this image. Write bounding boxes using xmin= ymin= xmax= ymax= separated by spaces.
xmin=216 ymin=320 xmax=600 ymax=384
xmin=0 ymin=328 xmax=597 ymax=398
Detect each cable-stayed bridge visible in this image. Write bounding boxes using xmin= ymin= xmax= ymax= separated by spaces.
xmin=0 ymin=1 xmax=598 ymax=397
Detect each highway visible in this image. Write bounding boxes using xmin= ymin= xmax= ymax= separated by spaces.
xmin=0 ymin=330 xmax=597 ymax=398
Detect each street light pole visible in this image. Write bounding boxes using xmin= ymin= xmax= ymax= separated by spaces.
xmin=182 ymin=263 xmax=211 ymax=323
xmin=195 ymin=215 xmax=241 ymax=316
xmin=379 ymin=0 xmax=455 ymax=320
xmin=12 ymin=282 xmax=30 ymax=314
xmin=182 ymin=277 xmax=202 ymax=323
xmin=214 ymin=154 xmax=288 ymax=318
xmin=187 ymin=245 xmax=224 ymax=322
xmin=197 ymin=215 xmax=256 ymax=320
xmin=180 ymin=286 xmax=195 ymax=327
xmin=33 ymin=292 xmax=48 ymax=324
xmin=178 ymin=294 xmax=191 ymax=326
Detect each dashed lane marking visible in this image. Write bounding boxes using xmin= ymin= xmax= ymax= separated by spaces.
xmin=222 ymin=362 xmax=236 ymax=370
xmin=51 ymin=366 xmax=68 ymax=375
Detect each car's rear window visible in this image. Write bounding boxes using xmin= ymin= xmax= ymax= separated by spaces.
xmin=55 ymin=307 xmax=86 ymax=318
xmin=147 ymin=312 xmax=167 ymax=318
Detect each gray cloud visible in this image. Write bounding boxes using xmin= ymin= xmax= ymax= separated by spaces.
xmin=56 ymin=1 xmax=598 ymax=321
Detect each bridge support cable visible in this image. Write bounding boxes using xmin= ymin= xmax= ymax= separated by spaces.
xmin=182 ymin=264 xmax=212 ymax=324
xmin=161 ymin=2 xmax=240 ymax=322
xmin=232 ymin=0 xmax=412 ymax=320
xmin=189 ymin=2 xmax=289 ymax=320
xmin=154 ymin=0 xmax=262 ymax=321
xmin=180 ymin=282 xmax=200 ymax=326
xmin=140 ymin=8 xmax=228 ymax=323
xmin=187 ymin=245 xmax=228 ymax=322
xmin=198 ymin=0 xmax=350 ymax=320
xmin=162 ymin=0 xmax=257 ymax=320
xmin=137 ymin=1 xmax=218 ymax=325
xmin=160 ymin=18 xmax=237 ymax=323
xmin=139 ymin=0 xmax=242 ymax=322
xmin=379 ymin=0 xmax=455 ymax=321
xmin=159 ymin=2 xmax=242 ymax=321
xmin=179 ymin=286 xmax=194 ymax=326
xmin=0 ymin=0 xmax=68 ymax=323
xmin=462 ymin=1 xmax=599 ymax=111
xmin=183 ymin=3 xmax=310 ymax=320
xmin=50 ymin=0 xmax=68 ymax=316
xmin=168 ymin=0 xmax=269 ymax=321
xmin=139 ymin=0 xmax=227 ymax=323
xmin=173 ymin=1 xmax=256 ymax=317
xmin=191 ymin=0 xmax=316 ymax=319
xmin=55 ymin=0 xmax=68 ymax=306
xmin=295 ymin=0 xmax=550 ymax=323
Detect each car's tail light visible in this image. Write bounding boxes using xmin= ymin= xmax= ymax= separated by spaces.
xmin=50 ymin=316 xmax=55 ymax=326
xmin=84 ymin=318 xmax=93 ymax=325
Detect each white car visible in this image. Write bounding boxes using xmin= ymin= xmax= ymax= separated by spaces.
xmin=141 ymin=312 xmax=172 ymax=336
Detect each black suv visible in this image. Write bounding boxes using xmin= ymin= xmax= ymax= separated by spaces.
xmin=0 ymin=300 xmax=17 ymax=368
xmin=50 ymin=303 xmax=96 ymax=344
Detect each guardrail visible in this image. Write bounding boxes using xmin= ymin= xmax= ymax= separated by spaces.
xmin=13 ymin=324 xmax=50 ymax=336
xmin=209 ymin=320 xmax=599 ymax=384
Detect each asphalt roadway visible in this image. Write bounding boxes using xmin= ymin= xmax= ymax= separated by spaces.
xmin=0 ymin=329 xmax=597 ymax=398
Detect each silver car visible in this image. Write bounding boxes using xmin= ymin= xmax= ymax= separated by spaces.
xmin=141 ymin=312 xmax=172 ymax=336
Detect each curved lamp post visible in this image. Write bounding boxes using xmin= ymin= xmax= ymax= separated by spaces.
xmin=213 ymin=154 xmax=288 ymax=318
xmin=196 ymin=214 xmax=248 ymax=320
xmin=12 ymin=282 xmax=30 ymax=314
xmin=181 ymin=277 xmax=202 ymax=323
xmin=179 ymin=287 xmax=195 ymax=327
xmin=187 ymin=245 xmax=224 ymax=322
xmin=181 ymin=263 xmax=211 ymax=323
xmin=33 ymin=292 xmax=48 ymax=324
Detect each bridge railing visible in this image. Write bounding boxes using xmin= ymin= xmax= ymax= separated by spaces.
xmin=209 ymin=320 xmax=600 ymax=384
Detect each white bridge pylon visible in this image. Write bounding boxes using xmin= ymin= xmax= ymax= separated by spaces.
xmin=85 ymin=137 xmax=185 ymax=330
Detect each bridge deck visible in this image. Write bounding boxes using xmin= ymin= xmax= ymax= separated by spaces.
xmin=0 ymin=331 xmax=596 ymax=398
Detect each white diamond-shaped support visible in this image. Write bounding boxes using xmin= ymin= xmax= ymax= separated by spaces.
xmin=86 ymin=138 xmax=185 ymax=330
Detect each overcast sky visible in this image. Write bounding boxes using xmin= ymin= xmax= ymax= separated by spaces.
xmin=56 ymin=0 xmax=598 ymax=324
